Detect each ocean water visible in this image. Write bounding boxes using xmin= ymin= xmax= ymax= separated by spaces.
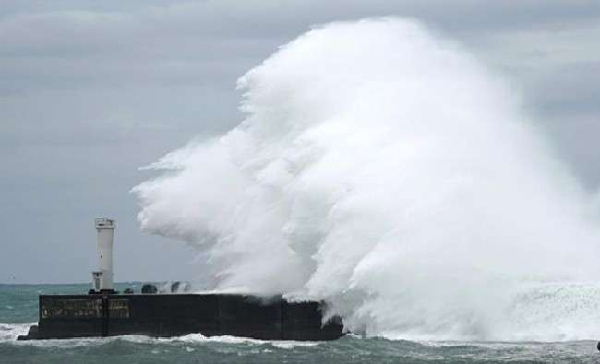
xmin=1 ymin=284 xmax=599 ymax=364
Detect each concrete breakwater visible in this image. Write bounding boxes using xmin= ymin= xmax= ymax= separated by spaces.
xmin=18 ymin=293 xmax=343 ymax=341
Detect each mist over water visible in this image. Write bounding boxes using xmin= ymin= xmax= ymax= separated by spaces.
xmin=133 ymin=18 xmax=600 ymax=341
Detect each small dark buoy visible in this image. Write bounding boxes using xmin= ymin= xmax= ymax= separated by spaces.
xmin=596 ymin=341 xmax=600 ymax=351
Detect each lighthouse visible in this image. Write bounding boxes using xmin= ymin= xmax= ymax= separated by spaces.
xmin=92 ymin=218 xmax=115 ymax=293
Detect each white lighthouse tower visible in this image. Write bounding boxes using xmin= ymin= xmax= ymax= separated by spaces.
xmin=92 ymin=218 xmax=115 ymax=293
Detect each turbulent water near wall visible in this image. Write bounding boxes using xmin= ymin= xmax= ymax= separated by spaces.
xmin=2 ymin=284 xmax=600 ymax=364
xmin=132 ymin=18 xmax=600 ymax=341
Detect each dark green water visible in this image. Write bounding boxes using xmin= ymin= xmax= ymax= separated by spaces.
xmin=1 ymin=284 xmax=598 ymax=363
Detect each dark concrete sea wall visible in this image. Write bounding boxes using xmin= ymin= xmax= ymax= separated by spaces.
xmin=19 ymin=294 xmax=343 ymax=341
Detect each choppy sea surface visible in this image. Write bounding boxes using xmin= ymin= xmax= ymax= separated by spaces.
xmin=1 ymin=284 xmax=599 ymax=364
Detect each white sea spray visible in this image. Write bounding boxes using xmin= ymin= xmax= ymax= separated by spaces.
xmin=132 ymin=18 xmax=600 ymax=341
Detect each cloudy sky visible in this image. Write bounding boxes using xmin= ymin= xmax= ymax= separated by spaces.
xmin=1 ymin=0 xmax=599 ymax=284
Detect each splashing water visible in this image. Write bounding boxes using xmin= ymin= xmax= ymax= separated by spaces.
xmin=132 ymin=18 xmax=600 ymax=341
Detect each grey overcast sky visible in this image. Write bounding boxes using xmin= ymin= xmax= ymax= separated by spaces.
xmin=1 ymin=1 xmax=599 ymax=284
